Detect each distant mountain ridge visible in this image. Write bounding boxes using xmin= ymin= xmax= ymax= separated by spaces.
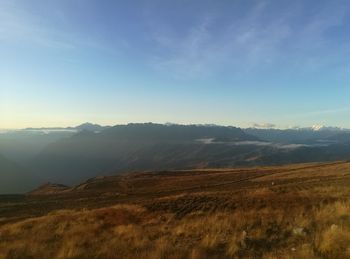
xmin=3 ymin=122 xmax=350 ymax=194
xmin=24 ymin=122 xmax=110 ymax=132
xmin=243 ymin=127 xmax=350 ymax=144
xmin=30 ymin=123 xmax=260 ymax=184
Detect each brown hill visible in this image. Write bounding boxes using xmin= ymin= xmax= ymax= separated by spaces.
xmin=28 ymin=182 xmax=70 ymax=195
xmin=29 ymin=160 xmax=349 ymax=196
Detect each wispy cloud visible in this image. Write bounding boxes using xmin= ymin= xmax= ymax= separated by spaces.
xmin=149 ymin=14 xmax=217 ymax=78
xmin=145 ymin=2 xmax=289 ymax=78
xmin=146 ymin=1 xmax=350 ymax=79
xmin=0 ymin=1 xmax=76 ymax=50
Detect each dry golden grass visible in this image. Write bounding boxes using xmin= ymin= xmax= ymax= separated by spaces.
xmin=1 ymin=161 xmax=350 ymax=258
xmin=2 ymin=199 xmax=350 ymax=258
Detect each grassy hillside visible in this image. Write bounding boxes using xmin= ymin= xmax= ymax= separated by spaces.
xmin=1 ymin=161 xmax=350 ymax=258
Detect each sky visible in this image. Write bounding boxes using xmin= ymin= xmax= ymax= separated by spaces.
xmin=1 ymin=0 xmax=350 ymax=129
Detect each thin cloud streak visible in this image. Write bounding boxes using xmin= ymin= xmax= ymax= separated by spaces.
xmin=146 ymin=1 xmax=350 ymax=79
xmin=0 ymin=1 xmax=112 ymax=53
xmin=0 ymin=2 xmax=76 ymax=49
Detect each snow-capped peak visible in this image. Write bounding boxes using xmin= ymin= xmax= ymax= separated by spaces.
xmin=310 ymin=125 xmax=344 ymax=131
xmin=311 ymin=125 xmax=325 ymax=131
xmin=286 ymin=125 xmax=347 ymax=132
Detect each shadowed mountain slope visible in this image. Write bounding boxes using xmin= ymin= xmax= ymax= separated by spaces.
xmin=0 ymin=154 xmax=37 ymax=194
xmin=31 ymin=123 xmax=260 ymax=184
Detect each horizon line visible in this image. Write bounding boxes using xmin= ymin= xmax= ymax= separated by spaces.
xmin=1 ymin=122 xmax=348 ymax=131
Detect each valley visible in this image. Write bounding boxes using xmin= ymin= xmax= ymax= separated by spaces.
xmin=3 ymin=123 xmax=350 ymax=194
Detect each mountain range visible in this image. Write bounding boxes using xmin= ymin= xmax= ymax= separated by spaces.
xmin=2 ymin=122 xmax=350 ymax=193
xmin=24 ymin=122 xmax=109 ymax=132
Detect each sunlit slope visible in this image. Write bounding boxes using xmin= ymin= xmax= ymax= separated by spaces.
xmin=2 ymin=161 xmax=350 ymax=258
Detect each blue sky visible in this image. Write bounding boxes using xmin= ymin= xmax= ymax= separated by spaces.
xmin=1 ymin=0 xmax=350 ymax=129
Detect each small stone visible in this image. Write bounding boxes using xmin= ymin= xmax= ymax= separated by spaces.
xmin=293 ymin=227 xmax=305 ymax=236
xmin=331 ymin=224 xmax=338 ymax=231
xmin=240 ymin=231 xmax=248 ymax=248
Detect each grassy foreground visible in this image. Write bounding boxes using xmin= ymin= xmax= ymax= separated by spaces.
xmin=1 ymin=162 xmax=350 ymax=258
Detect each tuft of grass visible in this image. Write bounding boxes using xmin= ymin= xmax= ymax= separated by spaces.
xmin=317 ymin=225 xmax=350 ymax=258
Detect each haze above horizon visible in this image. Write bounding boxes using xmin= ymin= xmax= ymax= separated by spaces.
xmin=2 ymin=0 xmax=350 ymax=129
